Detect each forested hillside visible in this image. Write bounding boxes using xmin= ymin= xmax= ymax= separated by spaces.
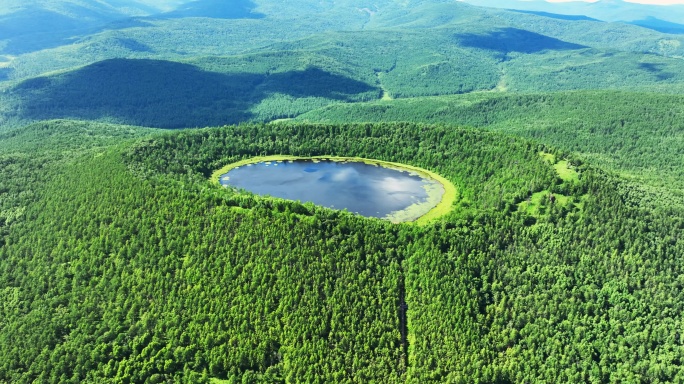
xmin=3 ymin=58 xmax=379 ymax=128
xmin=6 ymin=36 xmax=684 ymax=130
xmin=2 ymin=0 xmax=684 ymax=383
xmin=0 ymin=120 xmax=157 ymax=246
xmin=3 ymin=0 xmax=684 ymax=96
xmin=464 ymin=0 xmax=684 ymax=30
xmin=2 ymin=0 xmax=684 ymax=137
xmin=298 ymin=90 xmax=684 ymax=199
xmin=0 ymin=0 xmax=182 ymax=55
xmin=0 ymin=121 xmax=683 ymax=382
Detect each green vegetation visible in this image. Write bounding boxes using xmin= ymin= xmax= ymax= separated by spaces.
xmin=1 ymin=58 xmax=379 ymax=129
xmin=517 ymin=153 xmax=578 ymax=216
xmin=6 ymin=0 xmax=684 ymax=84
xmin=554 ymin=160 xmax=579 ymax=183
xmin=2 ymin=1 xmax=684 ymax=383
xmin=517 ymin=190 xmax=572 ymax=216
xmin=0 ymin=120 xmax=683 ymax=383
xmin=0 ymin=119 xmax=157 ymax=246
xmin=8 ymin=35 xmax=684 ymax=130
xmin=298 ymin=90 xmax=684 ymax=197
xmin=211 ymin=155 xmax=458 ymax=225
xmin=539 ymin=151 xmax=556 ymax=163
xmin=6 ymin=0 xmax=684 ymax=132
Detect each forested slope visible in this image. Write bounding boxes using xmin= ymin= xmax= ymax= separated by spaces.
xmin=2 ymin=58 xmax=379 ymax=129
xmin=297 ymin=91 xmax=684 ymax=198
xmin=3 ymin=0 xmax=684 ymax=99
xmin=1 ymin=121 xmax=683 ymax=382
xmin=0 ymin=0 xmax=182 ymax=55
xmin=7 ymin=39 xmax=684 ymax=131
xmin=0 ymin=120 xmax=157 ymax=246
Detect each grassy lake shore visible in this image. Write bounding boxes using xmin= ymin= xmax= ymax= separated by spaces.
xmin=211 ymin=155 xmax=457 ymax=225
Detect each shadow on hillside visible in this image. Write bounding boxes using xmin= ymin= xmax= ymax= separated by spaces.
xmin=100 ymin=18 xmax=154 ymax=31
xmin=456 ymin=28 xmax=586 ymax=55
xmin=0 ymin=7 xmax=155 ymax=55
xmin=630 ymin=17 xmax=684 ymax=34
xmin=511 ymin=10 xmax=599 ymax=22
xmin=159 ymin=0 xmax=264 ymax=19
xmin=107 ymin=37 xmax=153 ymax=53
xmin=13 ymin=59 xmax=378 ymax=128
xmin=640 ymin=63 xmax=675 ymax=81
xmin=0 ymin=9 xmax=88 ymax=54
xmin=0 ymin=68 xmax=11 ymax=82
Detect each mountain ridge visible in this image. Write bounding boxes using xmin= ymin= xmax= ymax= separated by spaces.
xmin=462 ymin=0 xmax=684 ymax=25
xmin=2 ymin=0 xmax=684 ymax=86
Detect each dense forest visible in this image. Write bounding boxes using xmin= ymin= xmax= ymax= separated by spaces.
xmin=6 ymin=0 xmax=684 ymax=131
xmin=4 ymin=58 xmax=380 ymax=128
xmin=6 ymin=41 xmax=684 ymax=130
xmin=4 ymin=0 xmax=684 ymax=85
xmin=0 ymin=121 xmax=683 ymax=383
xmin=2 ymin=0 xmax=684 ymax=383
xmin=298 ymin=90 xmax=684 ymax=199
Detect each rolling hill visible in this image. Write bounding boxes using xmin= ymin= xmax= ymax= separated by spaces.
xmin=1 ymin=119 xmax=683 ymax=382
xmin=2 ymin=0 xmax=684 ymax=86
xmin=4 ymin=1 xmax=684 ymax=130
xmin=462 ymin=0 xmax=684 ymax=26
xmin=4 ymin=33 xmax=684 ymax=130
xmin=296 ymin=90 xmax=684 ymax=209
xmin=0 ymin=0 xmax=185 ymax=55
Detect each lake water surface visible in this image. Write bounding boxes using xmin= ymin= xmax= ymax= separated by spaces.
xmin=219 ymin=160 xmax=444 ymax=221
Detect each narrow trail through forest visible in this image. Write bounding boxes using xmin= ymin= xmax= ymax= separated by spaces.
xmin=376 ymin=59 xmax=397 ymax=101
xmin=377 ymin=71 xmax=394 ymax=100
xmin=398 ymin=270 xmax=409 ymax=373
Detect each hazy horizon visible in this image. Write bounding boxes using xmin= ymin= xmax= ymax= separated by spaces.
xmin=546 ymin=0 xmax=684 ymax=4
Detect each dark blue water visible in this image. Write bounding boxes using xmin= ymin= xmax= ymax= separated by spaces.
xmin=219 ymin=160 xmax=441 ymax=220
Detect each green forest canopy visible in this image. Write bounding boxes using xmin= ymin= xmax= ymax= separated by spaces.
xmin=0 ymin=121 xmax=683 ymax=382
xmin=2 ymin=0 xmax=684 ymax=382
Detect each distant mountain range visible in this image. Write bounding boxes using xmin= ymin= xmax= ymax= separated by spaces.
xmin=462 ymin=0 xmax=684 ymax=33
xmin=0 ymin=0 xmax=186 ymax=54
xmin=3 ymin=0 xmax=684 ymax=130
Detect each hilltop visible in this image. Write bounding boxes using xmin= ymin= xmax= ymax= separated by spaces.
xmin=463 ymin=0 xmax=684 ymax=32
